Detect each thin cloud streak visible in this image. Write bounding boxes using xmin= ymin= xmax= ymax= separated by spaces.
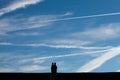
xmin=116 ymin=70 xmax=120 ymax=72
xmin=21 ymin=49 xmax=109 ymax=63
xmin=0 ymin=42 xmax=111 ymax=50
xmin=77 ymin=46 xmax=120 ymax=72
xmin=0 ymin=12 xmax=72 ymax=36
xmin=0 ymin=16 xmax=53 ymax=35
xmin=43 ymin=12 xmax=120 ymax=22
xmin=20 ymin=65 xmax=48 ymax=72
xmin=70 ymin=23 xmax=120 ymax=41
xmin=0 ymin=68 xmax=15 ymax=72
xmin=26 ymin=44 xmax=111 ymax=50
xmin=0 ymin=0 xmax=43 ymax=16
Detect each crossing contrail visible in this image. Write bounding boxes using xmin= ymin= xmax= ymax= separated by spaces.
xmin=46 ymin=12 xmax=120 ymax=22
xmin=20 ymin=49 xmax=109 ymax=63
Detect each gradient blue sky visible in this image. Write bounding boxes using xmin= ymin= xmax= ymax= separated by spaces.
xmin=0 ymin=0 xmax=120 ymax=72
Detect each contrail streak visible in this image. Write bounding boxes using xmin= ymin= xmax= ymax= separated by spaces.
xmin=20 ymin=49 xmax=109 ymax=63
xmin=77 ymin=46 xmax=120 ymax=72
xmin=45 ymin=12 xmax=120 ymax=22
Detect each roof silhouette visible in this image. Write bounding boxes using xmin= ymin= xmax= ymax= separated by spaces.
xmin=0 ymin=63 xmax=120 ymax=80
xmin=1 ymin=73 xmax=120 ymax=80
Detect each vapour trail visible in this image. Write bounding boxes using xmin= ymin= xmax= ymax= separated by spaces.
xmin=77 ymin=46 xmax=120 ymax=72
xmin=45 ymin=12 xmax=120 ymax=22
xmin=20 ymin=49 xmax=109 ymax=63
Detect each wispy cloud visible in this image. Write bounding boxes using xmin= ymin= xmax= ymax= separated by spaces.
xmin=70 ymin=23 xmax=120 ymax=41
xmin=77 ymin=46 xmax=120 ymax=72
xmin=0 ymin=53 xmax=35 ymax=65
xmin=0 ymin=42 xmax=111 ymax=50
xmin=0 ymin=16 xmax=52 ymax=35
xmin=116 ymin=70 xmax=120 ymax=72
xmin=20 ymin=49 xmax=109 ymax=63
xmin=0 ymin=42 xmax=13 ymax=45
xmin=24 ymin=43 xmax=111 ymax=50
xmin=0 ymin=52 xmax=47 ymax=72
xmin=0 ymin=46 xmax=112 ymax=72
xmin=62 ymin=12 xmax=73 ymax=16
xmin=14 ymin=32 xmax=42 ymax=36
xmin=0 ymin=12 xmax=73 ymax=36
xmin=20 ymin=65 xmax=48 ymax=72
xmin=44 ymin=12 xmax=120 ymax=22
xmin=0 ymin=67 xmax=15 ymax=72
xmin=0 ymin=0 xmax=43 ymax=16
xmin=49 ymin=39 xmax=90 ymax=46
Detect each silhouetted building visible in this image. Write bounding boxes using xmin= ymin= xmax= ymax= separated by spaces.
xmin=0 ymin=63 xmax=120 ymax=80
xmin=50 ymin=62 xmax=57 ymax=80
xmin=51 ymin=62 xmax=57 ymax=74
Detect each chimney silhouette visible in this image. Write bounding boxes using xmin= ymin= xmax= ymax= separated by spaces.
xmin=50 ymin=62 xmax=57 ymax=80
xmin=51 ymin=62 xmax=57 ymax=74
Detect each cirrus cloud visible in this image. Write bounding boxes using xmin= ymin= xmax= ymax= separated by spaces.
xmin=0 ymin=0 xmax=43 ymax=16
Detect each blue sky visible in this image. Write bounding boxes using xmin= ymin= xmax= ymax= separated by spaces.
xmin=0 ymin=0 xmax=120 ymax=73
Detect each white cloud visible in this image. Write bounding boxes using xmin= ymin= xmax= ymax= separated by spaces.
xmin=30 ymin=49 xmax=108 ymax=63
xmin=20 ymin=65 xmax=48 ymax=72
xmin=0 ymin=42 xmax=111 ymax=50
xmin=71 ymin=23 xmax=120 ymax=41
xmin=0 ymin=42 xmax=13 ymax=45
xmin=62 ymin=12 xmax=73 ymax=16
xmin=0 ymin=15 xmax=55 ymax=35
xmin=34 ymin=44 xmax=111 ymax=50
xmin=15 ymin=32 xmax=42 ymax=36
xmin=0 ymin=12 xmax=73 ymax=36
xmin=0 ymin=53 xmax=46 ymax=72
xmin=77 ymin=46 xmax=120 ymax=72
xmin=49 ymin=39 xmax=90 ymax=46
xmin=116 ymin=70 xmax=120 ymax=72
xmin=0 ymin=0 xmax=43 ymax=16
xmin=0 ymin=68 xmax=15 ymax=72
xmin=0 ymin=44 xmax=111 ymax=72
xmin=45 ymin=12 xmax=120 ymax=22
xmin=0 ymin=53 xmax=36 ymax=69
